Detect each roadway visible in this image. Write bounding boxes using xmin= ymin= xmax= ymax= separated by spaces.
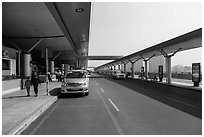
xmin=21 ymin=74 xmax=202 ymax=135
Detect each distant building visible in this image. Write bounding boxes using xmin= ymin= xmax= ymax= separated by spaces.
xmin=183 ymin=66 xmax=192 ymax=73
xmin=172 ymin=65 xmax=192 ymax=73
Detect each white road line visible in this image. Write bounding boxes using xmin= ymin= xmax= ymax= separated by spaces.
xmin=99 ymin=88 xmax=104 ymax=93
xmin=97 ymin=90 xmax=123 ymax=135
xmin=165 ymin=97 xmax=197 ymax=108
xmin=108 ymin=98 xmax=119 ymax=112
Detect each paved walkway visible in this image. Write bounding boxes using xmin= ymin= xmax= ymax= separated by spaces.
xmin=132 ymin=75 xmax=202 ymax=91
xmin=93 ymin=73 xmax=202 ymax=91
xmin=2 ymin=82 xmax=61 ymax=135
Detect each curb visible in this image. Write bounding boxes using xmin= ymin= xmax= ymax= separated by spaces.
xmin=8 ymin=96 xmax=57 ymax=135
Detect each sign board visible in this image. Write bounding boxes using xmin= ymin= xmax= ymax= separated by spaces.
xmin=192 ymin=63 xmax=201 ymax=82
xmin=158 ymin=65 xmax=163 ymax=78
xmin=141 ymin=67 xmax=144 ymax=72
xmin=2 ymin=50 xmax=9 ymax=58
xmin=141 ymin=67 xmax=144 ymax=76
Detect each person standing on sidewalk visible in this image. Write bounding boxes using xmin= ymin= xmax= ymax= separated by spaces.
xmin=31 ymin=71 xmax=39 ymax=97
xmin=25 ymin=76 xmax=31 ymax=96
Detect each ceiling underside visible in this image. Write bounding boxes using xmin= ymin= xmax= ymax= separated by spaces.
xmin=97 ymin=28 xmax=202 ymax=68
xmin=2 ymin=2 xmax=91 ymax=66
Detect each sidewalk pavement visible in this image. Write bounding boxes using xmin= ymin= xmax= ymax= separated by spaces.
xmin=131 ymin=75 xmax=202 ymax=91
xmin=2 ymin=82 xmax=61 ymax=135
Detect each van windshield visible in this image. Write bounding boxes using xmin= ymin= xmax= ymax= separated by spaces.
xmin=65 ymin=72 xmax=86 ymax=78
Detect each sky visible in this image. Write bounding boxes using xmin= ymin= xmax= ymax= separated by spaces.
xmin=88 ymin=2 xmax=202 ymax=67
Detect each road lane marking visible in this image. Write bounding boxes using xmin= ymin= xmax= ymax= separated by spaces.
xmin=97 ymin=90 xmax=123 ymax=135
xmin=108 ymin=98 xmax=119 ymax=112
xmin=100 ymin=88 xmax=105 ymax=93
xmin=165 ymin=97 xmax=197 ymax=108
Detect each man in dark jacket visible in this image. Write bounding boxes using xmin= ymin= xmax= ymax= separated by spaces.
xmin=31 ymin=71 xmax=39 ymax=97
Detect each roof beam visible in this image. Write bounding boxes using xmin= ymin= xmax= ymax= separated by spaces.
xmin=45 ymin=2 xmax=77 ymax=54
xmin=129 ymin=58 xmax=140 ymax=64
xmin=171 ymin=48 xmax=182 ymax=57
xmin=28 ymin=39 xmax=43 ymax=53
xmin=3 ymin=35 xmax=65 ymax=39
xmin=53 ymin=51 xmax=63 ymax=60
xmin=3 ymin=38 xmax=22 ymax=51
xmin=77 ymin=56 xmax=122 ymax=60
xmin=159 ymin=49 xmax=168 ymax=57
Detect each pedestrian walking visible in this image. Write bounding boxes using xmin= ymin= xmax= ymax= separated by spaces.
xmin=25 ymin=76 xmax=31 ymax=96
xmin=57 ymin=70 xmax=62 ymax=82
xmin=48 ymin=72 xmax=53 ymax=82
xmin=31 ymin=71 xmax=40 ymax=97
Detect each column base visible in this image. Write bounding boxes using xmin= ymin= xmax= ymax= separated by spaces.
xmin=193 ymin=82 xmax=200 ymax=87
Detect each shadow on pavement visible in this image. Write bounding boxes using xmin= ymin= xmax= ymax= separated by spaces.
xmin=58 ymin=93 xmax=85 ymax=99
xmin=49 ymin=88 xmax=61 ymax=96
xmin=49 ymin=87 xmax=85 ymax=99
xmin=105 ymin=77 xmax=202 ymax=119
xmin=2 ymin=95 xmax=30 ymax=99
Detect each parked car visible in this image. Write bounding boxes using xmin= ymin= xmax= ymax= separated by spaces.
xmin=112 ymin=70 xmax=126 ymax=79
xmin=61 ymin=70 xmax=89 ymax=96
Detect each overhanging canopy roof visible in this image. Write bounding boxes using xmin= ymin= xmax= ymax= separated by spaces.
xmin=96 ymin=28 xmax=202 ymax=69
xmin=2 ymin=2 xmax=91 ymax=66
xmin=78 ymin=56 xmax=123 ymax=60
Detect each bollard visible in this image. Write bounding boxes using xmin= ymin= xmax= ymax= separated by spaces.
xmin=46 ymin=80 xmax=49 ymax=95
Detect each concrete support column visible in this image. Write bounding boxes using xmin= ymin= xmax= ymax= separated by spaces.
xmin=159 ymin=48 xmax=181 ymax=85
xmin=118 ymin=64 xmax=121 ymax=70
xmin=49 ymin=60 xmax=54 ymax=74
xmin=131 ymin=62 xmax=135 ymax=78
xmin=165 ymin=56 xmax=171 ymax=84
xmin=140 ymin=55 xmax=155 ymax=81
xmin=144 ymin=60 xmax=148 ymax=80
xmin=16 ymin=50 xmax=21 ymax=76
xmin=124 ymin=64 xmax=126 ymax=73
xmin=20 ymin=53 xmax=32 ymax=78
xmin=65 ymin=64 xmax=70 ymax=76
xmin=76 ymin=58 xmax=79 ymax=68
xmin=113 ymin=65 xmax=116 ymax=70
xmin=45 ymin=48 xmax=49 ymax=95
xmin=61 ymin=64 xmax=65 ymax=72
